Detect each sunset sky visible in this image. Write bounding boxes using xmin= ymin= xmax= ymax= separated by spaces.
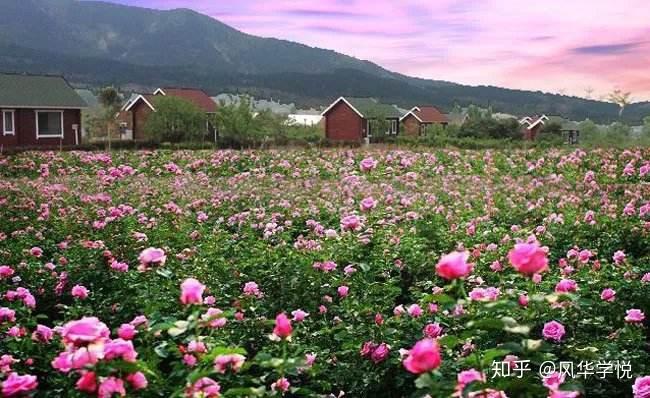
xmin=106 ymin=0 xmax=650 ymax=101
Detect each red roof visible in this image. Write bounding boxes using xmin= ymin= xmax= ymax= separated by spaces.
xmin=412 ymin=106 xmax=448 ymax=123
xmin=155 ymin=87 xmax=217 ymax=113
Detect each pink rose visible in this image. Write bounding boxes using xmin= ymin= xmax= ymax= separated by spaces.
xmin=435 ymin=251 xmax=473 ymax=280
xmin=243 ymin=281 xmax=262 ymax=298
xmin=0 ymin=265 xmax=14 ymax=279
xmin=117 ymin=323 xmax=137 ymax=340
xmin=370 ymin=343 xmax=390 ymax=363
xmin=407 ymin=304 xmax=423 ymax=318
xmin=360 ymin=197 xmax=377 ymax=212
xmin=518 ymin=294 xmax=529 ymax=307
xmin=457 ymin=368 xmax=485 ymax=387
xmin=542 ymin=321 xmax=566 ymax=342
xmin=31 ymin=324 xmax=54 ymax=343
xmin=625 ymin=309 xmax=646 ymax=323
xmin=337 ymin=285 xmax=349 ymax=297
xmin=543 ymin=371 xmax=565 ymax=390
xmin=423 ymin=323 xmax=443 ymax=338
xmin=360 ymin=157 xmax=377 ymax=172
xmin=104 ymin=339 xmax=138 ymax=362
xmin=188 ymin=378 xmax=220 ymax=397
xmin=291 ymin=309 xmax=309 ymax=322
xmin=180 ymin=278 xmax=206 ymax=305
xmin=633 ymin=375 xmax=650 ymax=398
xmin=61 ymin=317 xmax=110 ymax=346
xmin=126 ymin=372 xmax=148 ymax=390
xmin=508 ymin=242 xmax=549 ymax=275
xmin=271 ymin=377 xmax=290 ymax=393
xmin=403 ymin=338 xmax=442 ymax=374
xmin=600 ymin=288 xmax=616 ymax=302
xmin=97 ymin=377 xmax=125 ymax=398
xmin=341 ymin=215 xmax=362 ymax=231
xmin=613 ymin=250 xmax=626 ymax=265
xmin=138 ymin=247 xmax=166 ymax=266
xmin=214 ymin=354 xmax=246 ymax=374
xmin=555 ymin=279 xmax=578 ymax=293
xmin=2 ymin=373 xmax=38 ymax=397
xmin=273 ymin=313 xmax=293 ymax=339
xmin=76 ymin=371 xmax=97 ymax=393
xmin=29 ymin=247 xmax=43 ymax=257
xmin=71 ymin=285 xmax=89 ymax=299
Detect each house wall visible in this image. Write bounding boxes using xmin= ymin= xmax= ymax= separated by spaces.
xmin=402 ymin=114 xmax=421 ymax=136
xmin=524 ymin=124 xmax=543 ymax=140
xmin=132 ymin=101 xmax=153 ymax=140
xmin=324 ymin=101 xmax=364 ymax=141
xmin=0 ymin=108 xmax=81 ymax=148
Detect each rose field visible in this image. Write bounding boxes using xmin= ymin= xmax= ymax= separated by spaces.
xmin=1 ymin=147 xmax=650 ymax=398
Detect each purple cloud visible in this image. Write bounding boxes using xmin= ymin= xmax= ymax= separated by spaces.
xmin=572 ymin=42 xmax=647 ymax=55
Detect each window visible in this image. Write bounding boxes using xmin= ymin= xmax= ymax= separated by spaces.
xmin=391 ymin=120 xmax=398 ymax=135
xmin=36 ymin=111 xmax=63 ymax=138
xmin=2 ymin=110 xmax=14 ymax=135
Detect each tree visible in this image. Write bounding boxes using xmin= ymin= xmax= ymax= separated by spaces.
xmin=607 ymin=121 xmax=631 ymax=138
xmin=96 ymin=86 xmax=122 ymax=150
xmin=578 ymin=119 xmax=601 ymax=140
xmin=541 ymin=121 xmax=562 ymax=136
xmin=458 ymin=106 xmax=519 ymax=139
xmin=608 ymin=89 xmax=632 ymax=118
xmin=212 ymin=96 xmax=259 ymax=145
xmin=145 ymin=96 xmax=206 ymax=143
xmin=643 ymin=116 xmax=650 ymax=136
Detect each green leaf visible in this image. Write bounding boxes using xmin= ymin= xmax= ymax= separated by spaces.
xmin=438 ymin=335 xmax=460 ymax=349
xmin=415 ymin=373 xmax=434 ymax=389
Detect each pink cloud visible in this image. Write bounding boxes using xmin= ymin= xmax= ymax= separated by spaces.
xmin=105 ymin=0 xmax=650 ymax=100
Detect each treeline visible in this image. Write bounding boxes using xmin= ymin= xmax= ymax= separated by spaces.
xmin=85 ymin=88 xmax=650 ymax=150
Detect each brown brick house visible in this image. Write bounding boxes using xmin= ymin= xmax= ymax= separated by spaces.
xmin=118 ymin=87 xmax=217 ymax=140
xmin=0 ymin=73 xmax=86 ymax=149
xmin=321 ymin=97 xmax=401 ymax=142
xmin=400 ymin=106 xmax=449 ymax=136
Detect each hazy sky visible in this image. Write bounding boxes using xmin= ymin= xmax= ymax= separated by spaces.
xmin=106 ymin=0 xmax=650 ymax=100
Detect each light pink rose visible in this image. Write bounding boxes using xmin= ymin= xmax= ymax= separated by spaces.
xmin=180 ymin=278 xmax=206 ymax=305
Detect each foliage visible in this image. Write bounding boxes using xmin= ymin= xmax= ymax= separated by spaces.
xmin=643 ymin=116 xmax=650 ymax=137
xmin=145 ymin=96 xmax=207 ymax=143
xmin=0 ymin=148 xmax=649 ymax=397
xmin=456 ymin=106 xmax=521 ymax=139
xmin=84 ymin=87 xmax=123 ymax=147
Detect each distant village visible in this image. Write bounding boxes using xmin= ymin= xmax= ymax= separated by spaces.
xmin=1 ymin=73 xmax=646 ymax=149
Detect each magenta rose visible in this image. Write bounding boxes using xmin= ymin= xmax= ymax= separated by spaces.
xmin=403 ymin=338 xmax=442 ymax=374
xmin=542 ymin=321 xmax=566 ymax=342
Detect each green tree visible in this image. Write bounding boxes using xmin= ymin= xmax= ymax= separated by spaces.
xmin=579 ymin=119 xmax=599 ymax=136
xmin=145 ymin=96 xmax=206 ymax=143
xmin=213 ymin=96 xmax=259 ymax=145
xmin=95 ymin=86 xmax=122 ymax=149
xmin=607 ymin=121 xmax=631 ymax=138
xmin=540 ymin=121 xmax=563 ymax=136
xmin=458 ymin=106 xmax=519 ymax=139
xmin=643 ymin=116 xmax=650 ymax=136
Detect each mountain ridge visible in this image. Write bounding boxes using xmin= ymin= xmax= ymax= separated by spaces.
xmin=0 ymin=0 xmax=648 ymax=123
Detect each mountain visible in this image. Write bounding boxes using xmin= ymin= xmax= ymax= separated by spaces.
xmin=0 ymin=0 xmax=648 ymax=123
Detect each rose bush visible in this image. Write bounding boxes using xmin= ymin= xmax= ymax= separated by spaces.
xmin=0 ymin=147 xmax=649 ymax=397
